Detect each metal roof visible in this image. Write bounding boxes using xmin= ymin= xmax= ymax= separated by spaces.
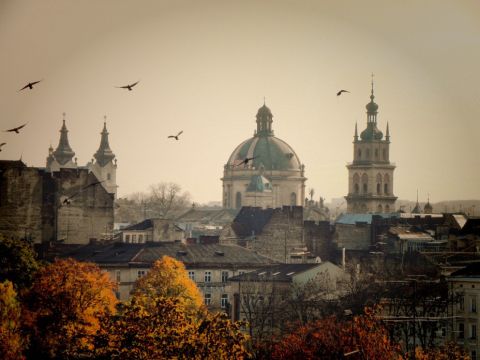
xmin=336 ymin=213 xmax=398 ymax=225
xmin=229 ymin=263 xmax=324 ymax=282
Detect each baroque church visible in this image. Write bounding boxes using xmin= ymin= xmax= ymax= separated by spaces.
xmin=345 ymin=82 xmax=397 ymax=213
xmin=222 ymin=104 xmax=306 ymax=209
xmin=46 ymin=114 xmax=118 ymax=197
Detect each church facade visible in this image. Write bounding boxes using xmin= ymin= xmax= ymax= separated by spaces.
xmin=345 ymin=83 xmax=397 ymax=213
xmin=222 ymin=104 xmax=306 ymax=209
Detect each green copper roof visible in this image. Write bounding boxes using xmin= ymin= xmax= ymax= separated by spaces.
xmin=228 ymin=135 xmax=302 ymax=171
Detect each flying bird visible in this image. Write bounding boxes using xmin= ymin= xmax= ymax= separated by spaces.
xmin=116 ymin=81 xmax=140 ymax=91
xmin=61 ymin=180 xmax=105 ymax=206
xmin=19 ymin=80 xmax=42 ymax=91
xmin=235 ymin=156 xmax=257 ymax=167
xmin=336 ymin=89 xmax=350 ymax=96
xmin=5 ymin=123 xmax=27 ymax=134
xmin=168 ymin=131 xmax=183 ymax=140
xmin=0 ymin=143 xmax=6 ymax=151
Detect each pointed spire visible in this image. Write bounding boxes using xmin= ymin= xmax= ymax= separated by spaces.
xmin=53 ymin=113 xmax=75 ymax=165
xmin=94 ymin=115 xmax=115 ymax=167
xmin=386 ymin=122 xmax=390 ymax=142
xmin=354 ymin=122 xmax=358 ymax=141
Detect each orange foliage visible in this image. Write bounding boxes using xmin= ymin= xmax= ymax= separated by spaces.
xmin=131 ymin=255 xmax=204 ymax=314
xmin=415 ymin=342 xmax=470 ymax=360
xmin=23 ymin=258 xmax=117 ymax=359
xmin=0 ymin=281 xmax=24 ymax=360
xmin=271 ymin=305 xmax=402 ymax=360
xmin=94 ymin=297 xmax=250 ymax=359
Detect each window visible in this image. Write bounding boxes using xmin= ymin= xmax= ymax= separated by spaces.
xmin=290 ymin=192 xmax=297 ymax=206
xmin=137 ymin=270 xmax=146 ymax=279
xmin=366 ymin=149 xmax=370 ymax=158
xmin=374 ymin=149 xmax=378 ymax=158
xmin=472 ymin=350 xmax=477 ymax=360
xmin=382 ymin=149 xmax=386 ymax=160
xmin=377 ymin=183 xmax=381 ymax=195
xmin=125 ymin=234 xmax=130 ymax=242
xmin=221 ymin=294 xmax=228 ymax=309
xmin=116 ymin=270 xmax=121 ymax=282
xmin=354 ymin=183 xmax=359 ymax=194
xmin=204 ymin=293 xmax=211 ymax=305
xmin=204 ymin=271 xmax=211 ymax=283
xmin=107 ymin=173 xmax=111 ymax=180
xmin=471 ymin=297 xmax=477 ymax=313
xmin=384 ymin=183 xmax=388 ymax=195
xmin=471 ymin=324 xmax=477 ymax=339
xmin=235 ymin=192 xmax=242 ymax=209
xmin=459 ymin=323 xmax=465 ymax=339
xmin=459 ymin=295 xmax=465 ymax=311
xmin=358 ymin=149 xmax=362 ymax=159
xmin=238 ymin=271 xmax=245 ymax=276
xmin=138 ymin=234 xmax=143 ymax=243
xmin=188 ymin=271 xmax=195 ymax=281
xmin=132 ymin=234 xmax=137 ymax=243
xmin=221 ymin=271 xmax=229 ymax=283
xmin=363 ymin=183 xmax=368 ymax=194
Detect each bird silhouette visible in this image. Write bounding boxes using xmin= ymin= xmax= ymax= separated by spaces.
xmin=337 ymin=89 xmax=350 ymax=96
xmin=61 ymin=180 xmax=105 ymax=206
xmin=5 ymin=123 xmax=27 ymax=134
xmin=19 ymin=80 xmax=42 ymax=91
xmin=235 ymin=156 xmax=257 ymax=167
xmin=0 ymin=143 xmax=6 ymax=151
xmin=168 ymin=131 xmax=183 ymax=140
xmin=116 ymin=81 xmax=140 ymax=91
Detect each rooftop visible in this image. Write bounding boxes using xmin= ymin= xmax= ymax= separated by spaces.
xmin=229 ymin=263 xmax=322 ymax=282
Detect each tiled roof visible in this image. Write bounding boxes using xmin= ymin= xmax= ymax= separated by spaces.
xmin=63 ymin=242 xmax=276 ymax=268
xmin=229 ymin=263 xmax=322 ymax=282
xmin=124 ymin=219 xmax=153 ymax=231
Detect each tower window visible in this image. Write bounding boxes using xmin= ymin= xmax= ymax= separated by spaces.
xmin=366 ymin=149 xmax=370 ymax=158
xmin=385 ymin=204 xmax=390 ymax=213
xmin=363 ymin=183 xmax=368 ymax=193
xmin=354 ymin=183 xmax=359 ymax=194
xmin=377 ymin=204 xmax=383 ymax=213
xmin=358 ymin=149 xmax=362 ymax=159
xmin=235 ymin=192 xmax=242 ymax=209
xmin=377 ymin=183 xmax=381 ymax=195
xmin=107 ymin=173 xmax=111 ymax=180
xmin=375 ymin=149 xmax=378 ymax=158
xmin=290 ymin=192 xmax=297 ymax=205
xmin=383 ymin=149 xmax=386 ymax=160
xmin=384 ymin=183 xmax=389 ymax=195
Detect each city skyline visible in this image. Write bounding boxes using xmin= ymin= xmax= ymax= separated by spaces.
xmin=1 ymin=0 xmax=479 ymax=204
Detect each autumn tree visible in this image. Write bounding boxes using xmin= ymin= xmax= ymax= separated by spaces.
xmin=271 ymin=306 xmax=402 ymax=360
xmin=0 ymin=235 xmax=40 ymax=289
xmin=0 ymin=281 xmax=24 ymax=360
xmin=131 ymin=255 xmax=203 ymax=314
xmin=22 ymin=258 xmax=117 ymax=359
xmin=414 ymin=342 xmax=470 ymax=360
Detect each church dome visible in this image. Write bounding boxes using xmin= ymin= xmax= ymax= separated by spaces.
xmin=227 ymin=104 xmax=302 ymax=171
xmin=360 ymin=124 xmax=383 ymax=141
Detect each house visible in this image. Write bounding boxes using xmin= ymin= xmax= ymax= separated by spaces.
xmin=448 ymin=263 xmax=480 ymax=360
xmin=228 ymin=262 xmax=348 ymax=335
xmin=121 ymin=218 xmax=185 ymax=243
xmin=63 ymin=241 xmax=277 ymax=311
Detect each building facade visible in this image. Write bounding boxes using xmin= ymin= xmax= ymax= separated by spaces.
xmin=222 ymin=104 xmax=306 ymax=209
xmin=345 ymin=82 xmax=397 ymax=213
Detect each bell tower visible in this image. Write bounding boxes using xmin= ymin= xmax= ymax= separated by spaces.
xmin=345 ymin=76 xmax=397 ymax=213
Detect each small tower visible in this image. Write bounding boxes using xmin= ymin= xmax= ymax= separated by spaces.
xmin=88 ymin=116 xmax=118 ymax=197
xmin=424 ymin=194 xmax=433 ymax=214
xmin=46 ymin=113 xmax=77 ymax=171
xmin=345 ymin=76 xmax=397 ymax=213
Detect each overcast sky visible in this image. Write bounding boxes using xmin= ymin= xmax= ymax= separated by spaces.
xmin=1 ymin=0 xmax=479 ymax=204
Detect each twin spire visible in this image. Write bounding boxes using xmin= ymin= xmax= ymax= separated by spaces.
xmin=50 ymin=113 xmax=115 ymax=167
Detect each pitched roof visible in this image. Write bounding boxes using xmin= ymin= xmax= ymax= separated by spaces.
xmin=124 ymin=219 xmax=153 ymax=230
xmin=230 ymin=206 xmax=274 ymax=237
xmin=336 ymin=213 xmax=398 ymax=225
xmin=229 ymin=263 xmax=322 ymax=282
xmin=63 ymin=242 xmax=276 ymax=268
xmin=450 ymin=263 xmax=480 ymax=278
xmin=175 ymin=208 xmax=239 ymax=224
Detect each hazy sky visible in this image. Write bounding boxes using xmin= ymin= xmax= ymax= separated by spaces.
xmin=1 ymin=0 xmax=479 ymax=204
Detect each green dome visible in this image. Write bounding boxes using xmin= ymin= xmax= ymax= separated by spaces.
xmin=227 ymin=135 xmax=302 ymax=171
xmin=360 ymin=123 xmax=383 ymax=141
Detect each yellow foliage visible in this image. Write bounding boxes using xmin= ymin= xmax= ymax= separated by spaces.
xmin=0 ymin=280 xmax=24 ymax=360
xmin=131 ymin=255 xmax=204 ymax=314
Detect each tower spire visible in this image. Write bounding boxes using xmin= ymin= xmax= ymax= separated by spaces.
xmin=94 ymin=115 xmax=115 ymax=167
xmin=354 ymin=122 xmax=358 ymax=141
xmin=53 ymin=113 xmax=75 ymax=165
xmin=386 ymin=122 xmax=390 ymax=142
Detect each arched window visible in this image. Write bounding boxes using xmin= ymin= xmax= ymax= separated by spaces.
xmin=383 ymin=174 xmax=390 ymax=195
xmin=354 ymin=183 xmax=359 ymax=194
xmin=377 ymin=183 xmax=381 ymax=195
xmin=361 ymin=173 xmax=368 ymax=194
xmin=385 ymin=204 xmax=390 ymax=213
xmin=353 ymin=173 xmax=360 ymax=194
xmin=384 ymin=183 xmax=389 ymax=195
xmin=235 ymin=192 xmax=242 ymax=209
xmin=290 ymin=192 xmax=297 ymax=206
xmin=358 ymin=149 xmax=362 ymax=159
xmin=377 ymin=204 xmax=383 ymax=213
xmin=361 ymin=204 xmax=368 ymax=213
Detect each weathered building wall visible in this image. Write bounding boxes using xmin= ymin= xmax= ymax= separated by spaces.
xmin=0 ymin=161 xmax=113 ymax=244
xmin=304 ymin=220 xmax=333 ymax=260
xmin=252 ymin=206 xmax=305 ymax=263
xmin=333 ymin=223 xmax=371 ymax=250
